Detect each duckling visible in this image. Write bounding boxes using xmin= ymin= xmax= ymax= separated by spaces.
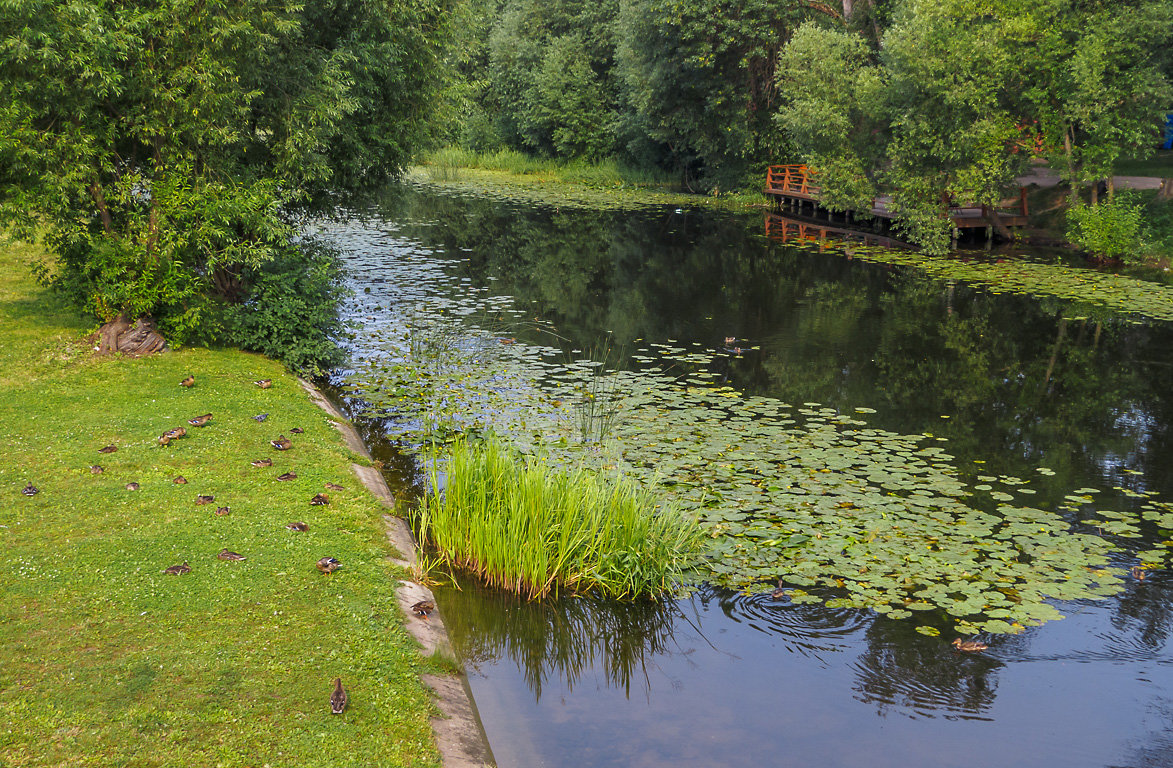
xmin=254 ymin=379 xmax=272 ymax=389
xmin=271 ymin=436 xmax=292 ymax=451
xmin=1131 ymin=566 xmax=1147 ymax=581
xmin=325 ymin=482 xmax=344 ymax=491
xmin=187 ymin=414 xmax=212 ymax=427
xmin=276 ymin=472 xmax=298 ymax=482
xmin=98 ymin=445 xmax=118 ymax=454
xmin=215 ymin=506 xmax=231 ymax=516
xmin=330 ymin=678 xmax=347 ymax=714
xmin=289 ymin=427 xmax=304 ymax=434
xmin=250 ymin=458 xmax=273 ymax=468
xmin=316 ymin=557 xmax=341 ymax=574
xmin=90 ymin=465 xmax=103 ymax=474
xmin=286 ymin=521 xmax=309 ymax=532
xmin=724 ymin=336 xmax=737 ymax=346
xmin=21 ymin=483 xmax=38 ymax=496
xmin=254 ymin=413 xmax=268 ymax=422
xmin=179 ymin=375 xmax=195 ymax=388
xmin=125 ymin=482 xmax=140 ymax=491
xmin=309 ymin=493 xmax=329 ymax=506
xmin=173 ymin=476 xmax=188 ymax=484
xmin=951 ymin=638 xmax=988 ymax=653
xmin=164 ymin=561 xmax=191 ymax=575
xmin=158 ymin=435 xmax=170 ymax=447
xmin=195 ymin=494 xmax=215 ymax=505
xmin=411 ymin=600 xmax=435 ymax=619
xmin=217 ymin=549 xmax=246 ymax=561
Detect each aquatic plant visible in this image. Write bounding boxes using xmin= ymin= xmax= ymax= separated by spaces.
xmin=327 ymin=215 xmax=1171 ymax=635
xmin=415 ymin=437 xmax=700 ymax=600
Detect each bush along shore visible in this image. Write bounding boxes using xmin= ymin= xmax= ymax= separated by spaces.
xmin=0 ymin=241 xmax=442 ymax=767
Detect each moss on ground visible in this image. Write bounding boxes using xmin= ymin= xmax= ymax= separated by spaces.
xmin=0 ymin=241 xmax=440 ymax=767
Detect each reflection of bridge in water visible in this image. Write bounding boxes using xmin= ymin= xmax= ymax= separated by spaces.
xmin=764 ymin=211 xmax=911 ymax=250
xmin=765 ymin=164 xmax=1030 ymax=245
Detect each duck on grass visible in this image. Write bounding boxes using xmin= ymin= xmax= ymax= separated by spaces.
xmin=415 ymin=436 xmax=699 ymax=600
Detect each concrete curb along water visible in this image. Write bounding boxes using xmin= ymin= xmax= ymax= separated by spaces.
xmin=299 ymin=379 xmax=495 ymax=768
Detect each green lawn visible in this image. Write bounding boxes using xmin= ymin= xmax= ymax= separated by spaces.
xmin=1115 ymin=149 xmax=1173 ymax=178
xmin=0 ymin=241 xmax=440 ymax=767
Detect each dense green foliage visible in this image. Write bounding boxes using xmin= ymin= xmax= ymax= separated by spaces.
xmin=777 ymin=0 xmax=1173 ymax=251
xmin=440 ymin=0 xmax=840 ymax=189
xmin=0 ymin=0 xmax=451 ymax=368
xmin=416 ymin=437 xmax=700 ymax=600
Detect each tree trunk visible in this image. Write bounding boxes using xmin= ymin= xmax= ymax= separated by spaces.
xmin=1063 ymin=124 xmax=1079 ymax=207
xmin=1159 ymin=178 xmax=1173 ymax=200
xmin=97 ymin=315 xmax=167 ymax=356
xmin=843 ymin=0 xmax=854 ymax=20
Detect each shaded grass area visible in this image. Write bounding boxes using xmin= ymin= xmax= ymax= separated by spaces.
xmin=415 ymin=148 xmax=763 ymax=211
xmin=0 ymin=243 xmax=440 ymax=767
xmin=416 ymin=438 xmax=699 ymax=600
xmin=1114 ymin=149 xmax=1173 ymax=178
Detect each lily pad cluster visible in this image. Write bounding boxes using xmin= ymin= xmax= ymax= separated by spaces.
xmin=323 ymin=217 xmax=1168 ymax=635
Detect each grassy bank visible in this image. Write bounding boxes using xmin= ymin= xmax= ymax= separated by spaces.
xmin=417 ymin=438 xmax=699 ymax=600
xmin=0 ymin=242 xmax=440 ymax=766
xmin=414 ymin=147 xmax=763 ymax=212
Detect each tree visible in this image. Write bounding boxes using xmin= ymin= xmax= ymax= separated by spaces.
xmin=775 ymin=0 xmax=1173 ymax=252
xmin=0 ymin=0 xmax=452 ymax=360
xmin=617 ymin=0 xmax=811 ymax=191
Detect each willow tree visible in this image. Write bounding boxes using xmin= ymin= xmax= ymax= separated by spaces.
xmin=0 ymin=0 xmax=451 ymax=362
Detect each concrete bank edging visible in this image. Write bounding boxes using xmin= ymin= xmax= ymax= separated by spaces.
xmin=299 ymin=379 xmax=495 ymax=768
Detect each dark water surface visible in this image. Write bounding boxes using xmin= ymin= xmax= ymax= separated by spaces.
xmin=323 ymin=184 xmax=1173 ymax=768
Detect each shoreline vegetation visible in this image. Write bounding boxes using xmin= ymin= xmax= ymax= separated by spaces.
xmin=416 ymin=437 xmax=700 ymax=601
xmin=416 ymin=148 xmax=1173 ymax=266
xmin=0 ymin=240 xmax=442 ymax=767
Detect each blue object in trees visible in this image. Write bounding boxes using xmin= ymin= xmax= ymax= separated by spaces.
xmin=1164 ymin=112 xmax=1173 ymax=150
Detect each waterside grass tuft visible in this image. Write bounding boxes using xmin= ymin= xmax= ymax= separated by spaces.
xmin=416 ymin=437 xmax=699 ymax=600
xmin=0 ymin=240 xmax=440 ymax=767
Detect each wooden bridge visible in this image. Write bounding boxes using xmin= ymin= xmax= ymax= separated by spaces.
xmin=765 ymin=165 xmax=1029 ymax=236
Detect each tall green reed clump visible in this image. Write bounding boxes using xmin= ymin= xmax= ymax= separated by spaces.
xmin=416 ymin=438 xmax=699 ymax=600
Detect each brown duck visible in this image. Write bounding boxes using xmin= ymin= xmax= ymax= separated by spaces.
xmin=195 ymin=495 xmax=215 ymax=505
xmin=330 ymin=678 xmax=347 ymax=714
xmin=217 ymin=549 xmax=246 ymax=561
xmin=187 ymin=414 xmax=212 ymax=427
xmin=325 ymin=482 xmax=344 ymax=491
xmin=286 ymin=521 xmax=309 ymax=532
xmin=215 ymin=506 xmax=231 ymax=516
xmin=173 ymin=476 xmax=188 ymax=484
xmin=411 ymin=600 xmax=435 ymax=619
xmin=289 ymin=427 xmax=304 ymax=434
xmin=277 ymin=471 xmax=298 ymax=481
xmin=21 ymin=483 xmax=38 ymax=496
xmin=90 ymin=465 xmax=103 ymax=474
xmin=125 ymin=482 xmax=140 ymax=491
xmin=309 ymin=493 xmax=329 ymax=506
xmin=98 ymin=445 xmax=118 ymax=454
xmin=951 ymin=638 xmax=988 ymax=653
xmin=271 ymin=436 xmax=292 ymax=451
xmin=180 ymin=375 xmax=195 ymax=388
xmin=254 ymin=379 xmax=272 ymax=389
xmin=164 ymin=561 xmax=191 ymax=575
xmin=250 ymin=458 xmax=273 ymax=468
xmin=316 ymin=557 xmax=341 ymax=574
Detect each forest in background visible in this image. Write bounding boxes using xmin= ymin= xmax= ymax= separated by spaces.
xmin=434 ymin=0 xmax=1173 ymax=250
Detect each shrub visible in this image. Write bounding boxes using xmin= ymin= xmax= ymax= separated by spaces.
xmin=1066 ymin=195 xmax=1148 ymax=262
xmin=219 ymin=239 xmax=349 ymax=375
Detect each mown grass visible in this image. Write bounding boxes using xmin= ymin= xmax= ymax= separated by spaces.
xmin=0 ymin=241 xmax=441 ymax=767
xmin=1115 ymin=149 xmax=1173 ymax=178
xmin=415 ymin=438 xmax=699 ymax=600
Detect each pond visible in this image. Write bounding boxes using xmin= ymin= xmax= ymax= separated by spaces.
xmin=321 ymin=182 xmax=1173 ymax=768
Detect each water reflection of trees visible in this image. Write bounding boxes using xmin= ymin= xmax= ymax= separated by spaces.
xmin=852 ymin=618 xmax=1002 ymax=719
xmin=371 ymin=186 xmax=1173 ymax=503
xmin=438 ymin=582 xmax=678 ymax=702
